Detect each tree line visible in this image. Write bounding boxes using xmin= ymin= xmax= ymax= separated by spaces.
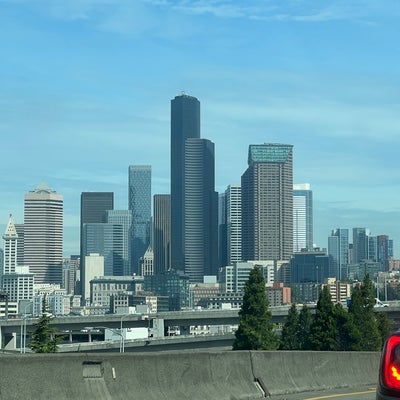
xmin=233 ymin=267 xmax=391 ymax=351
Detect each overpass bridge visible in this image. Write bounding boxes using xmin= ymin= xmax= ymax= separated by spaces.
xmin=1 ymin=304 xmax=399 ymax=352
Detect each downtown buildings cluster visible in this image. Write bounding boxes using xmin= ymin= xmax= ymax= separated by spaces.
xmin=1 ymin=94 xmax=398 ymax=318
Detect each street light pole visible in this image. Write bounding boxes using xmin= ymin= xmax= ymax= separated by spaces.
xmin=119 ymin=314 xmax=129 ymax=353
xmin=20 ymin=303 xmax=32 ymax=354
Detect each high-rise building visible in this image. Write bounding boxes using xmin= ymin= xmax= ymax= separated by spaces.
xmin=352 ymin=228 xmax=369 ymax=264
xmin=241 ymin=143 xmax=293 ymax=261
xmin=328 ymin=228 xmax=349 ymax=280
xmin=128 ymin=165 xmax=151 ymax=275
xmin=3 ymin=215 xmax=18 ymax=275
xmin=225 ymin=185 xmax=242 ymax=266
xmin=106 ymin=210 xmax=132 ymax=275
xmin=15 ymin=224 xmax=24 ymax=266
xmin=293 ymin=183 xmax=313 ymax=252
xmin=170 ymin=94 xmax=200 ymax=271
xmin=377 ymin=235 xmax=393 ymax=271
xmin=80 ymin=192 xmax=114 ymax=258
xmin=218 ymin=193 xmax=228 ymax=268
xmin=82 ymin=253 xmax=104 ymax=305
xmin=153 ymin=194 xmax=171 ymax=274
xmin=24 ymin=182 xmax=63 ymax=284
xmin=82 ymin=223 xmax=124 ymax=276
xmin=184 ymin=138 xmax=218 ymax=282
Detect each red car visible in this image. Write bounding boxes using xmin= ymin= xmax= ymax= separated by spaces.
xmin=377 ymin=333 xmax=400 ymax=399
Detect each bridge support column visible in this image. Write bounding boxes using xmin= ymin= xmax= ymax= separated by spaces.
xmin=152 ymin=318 xmax=164 ymax=338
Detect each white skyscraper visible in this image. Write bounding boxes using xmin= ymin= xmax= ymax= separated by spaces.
xmin=225 ymin=185 xmax=242 ymax=265
xmin=293 ymin=183 xmax=313 ymax=252
xmin=83 ymin=253 xmax=104 ymax=305
xmin=24 ymin=182 xmax=63 ymax=285
xmin=3 ymin=215 xmax=18 ymax=275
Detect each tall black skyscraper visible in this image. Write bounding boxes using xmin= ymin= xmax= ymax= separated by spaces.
xmin=170 ymin=94 xmax=200 ymax=271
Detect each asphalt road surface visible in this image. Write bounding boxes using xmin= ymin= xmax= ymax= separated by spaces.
xmin=271 ymin=385 xmax=376 ymax=400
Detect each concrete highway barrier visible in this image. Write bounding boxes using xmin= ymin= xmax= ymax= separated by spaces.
xmin=0 ymin=350 xmax=381 ymax=399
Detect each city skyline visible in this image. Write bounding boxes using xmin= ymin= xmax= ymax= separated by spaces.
xmin=1 ymin=1 xmax=399 ymax=257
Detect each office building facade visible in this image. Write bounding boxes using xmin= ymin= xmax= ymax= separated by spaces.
xmin=82 ymin=223 xmax=124 ymax=277
xmin=225 ymin=185 xmax=242 ymax=266
xmin=328 ymin=228 xmax=349 ymax=280
xmin=153 ymin=194 xmax=171 ymax=274
xmin=106 ymin=210 xmax=132 ymax=276
xmin=352 ymin=228 xmax=370 ymax=264
xmin=170 ymin=94 xmax=200 ymax=271
xmin=3 ymin=215 xmax=18 ymax=275
xmin=80 ymin=192 xmax=114 ymax=256
xmin=184 ymin=138 xmax=218 ymax=282
xmin=293 ymin=183 xmax=313 ymax=252
xmin=241 ymin=143 xmax=293 ymax=261
xmin=24 ymin=182 xmax=63 ymax=284
xmin=128 ymin=165 xmax=152 ymax=274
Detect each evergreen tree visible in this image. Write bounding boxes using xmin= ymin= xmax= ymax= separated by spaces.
xmin=233 ymin=266 xmax=279 ymax=350
xmin=376 ymin=310 xmax=391 ymax=347
xmin=306 ymin=286 xmax=338 ymax=350
xmin=280 ymin=303 xmax=299 ymax=350
xmin=29 ymin=297 xmax=60 ymax=353
xmin=348 ymin=274 xmax=382 ymax=351
xmin=297 ymin=304 xmax=312 ymax=350
xmin=332 ymin=303 xmax=360 ymax=351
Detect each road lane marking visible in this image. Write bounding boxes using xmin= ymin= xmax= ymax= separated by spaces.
xmin=305 ymin=388 xmax=376 ymax=399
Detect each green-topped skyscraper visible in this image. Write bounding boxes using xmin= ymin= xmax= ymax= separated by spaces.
xmin=241 ymin=143 xmax=293 ymax=262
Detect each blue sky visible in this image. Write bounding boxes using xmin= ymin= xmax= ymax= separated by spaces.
xmin=1 ymin=0 xmax=399 ymax=258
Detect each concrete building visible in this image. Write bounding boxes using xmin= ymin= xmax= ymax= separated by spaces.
xmin=153 ymin=194 xmax=171 ymax=274
xmin=3 ymin=215 xmax=18 ymax=275
xmin=83 ymin=253 xmax=104 ymax=305
xmin=293 ymin=183 xmax=313 ymax=252
xmin=241 ymin=143 xmax=293 ymax=262
xmin=140 ymin=246 xmax=154 ymax=276
xmin=218 ymin=261 xmax=275 ymax=294
xmin=218 ymin=265 xmax=234 ymax=293
xmin=14 ymin=224 xmax=24 ymax=266
xmin=266 ymin=282 xmax=291 ymax=306
xmin=128 ymin=165 xmax=152 ymax=274
xmin=225 ymin=185 xmax=242 ymax=266
xmin=1 ymin=266 xmax=34 ymax=303
xmin=190 ymin=282 xmax=221 ymax=307
xmin=218 ymin=193 xmax=228 ymax=268
xmin=170 ymin=94 xmax=201 ymax=272
xmin=90 ymin=275 xmax=144 ymax=308
xmin=323 ymin=278 xmax=351 ymax=304
xmin=184 ymin=138 xmax=218 ymax=282
xmin=62 ymin=256 xmax=80 ymax=296
xmin=24 ymin=182 xmax=63 ymax=285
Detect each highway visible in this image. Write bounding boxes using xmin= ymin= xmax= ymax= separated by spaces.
xmin=282 ymin=386 xmax=376 ymax=399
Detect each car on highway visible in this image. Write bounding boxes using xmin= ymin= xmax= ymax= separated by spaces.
xmin=377 ymin=332 xmax=400 ymax=399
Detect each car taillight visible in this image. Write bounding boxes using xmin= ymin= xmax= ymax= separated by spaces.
xmin=382 ymin=334 xmax=400 ymax=389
